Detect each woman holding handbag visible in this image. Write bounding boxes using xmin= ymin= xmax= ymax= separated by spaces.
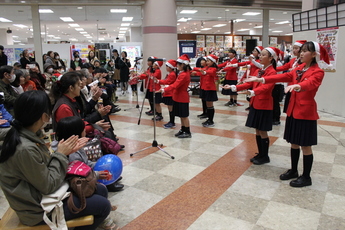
xmin=0 ymin=90 xmax=112 ymax=229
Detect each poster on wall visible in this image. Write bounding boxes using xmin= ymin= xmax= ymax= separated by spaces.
xmin=206 ymin=35 xmax=214 ymax=47
xmin=196 ymin=35 xmax=205 ymax=48
xmin=3 ymin=48 xmax=14 ymax=65
xmin=252 ymin=36 xmax=260 ymax=41
xmin=317 ymin=27 xmax=338 ymax=72
xmin=121 ymin=46 xmax=141 ymax=66
xmin=243 ymin=36 xmax=251 ymax=42
xmin=14 ymin=48 xmax=25 ymax=61
xmin=224 ymin=36 xmax=233 ymax=48
xmin=269 ymin=37 xmax=278 ymax=46
xmin=234 ymin=36 xmax=242 ymax=48
xmin=71 ymin=44 xmax=94 ymax=62
xmin=216 ymin=36 xmax=224 ymax=47
xmin=178 ymin=41 xmax=196 ymax=58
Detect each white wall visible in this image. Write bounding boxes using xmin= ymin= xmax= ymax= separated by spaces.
xmin=294 ymin=27 xmax=345 ymax=117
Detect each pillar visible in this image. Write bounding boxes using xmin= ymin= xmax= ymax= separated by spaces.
xmin=262 ymin=9 xmax=269 ymax=47
xmin=130 ymin=27 xmax=142 ymax=42
xmin=31 ymin=4 xmax=43 ymax=70
xmin=142 ymin=0 xmax=177 ymax=75
xmin=0 ymin=29 xmax=13 ymax=45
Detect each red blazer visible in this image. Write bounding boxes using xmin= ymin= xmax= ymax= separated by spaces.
xmin=276 ymin=57 xmax=300 ymax=72
xmin=218 ymin=58 xmax=238 ymax=80
xmin=264 ymin=64 xmax=324 ymax=120
xmin=139 ymin=67 xmax=161 ymax=92
xmin=164 ymin=71 xmax=190 ymax=103
xmin=200 ymin=67 xmax=217 ymax=91
xmin=158 ymin=71 xmax=177 ymax=97
xmin=236 ymin=65 xmax=276 ymax=110
xmin=192 ymin=67 xmax=205 ymax=88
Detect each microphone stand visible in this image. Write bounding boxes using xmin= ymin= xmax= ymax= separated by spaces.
xmin=130 ymin=66 xmax=174 ymax=159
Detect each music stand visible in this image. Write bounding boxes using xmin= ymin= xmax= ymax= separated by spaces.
xmin=130 ymin=64 xmax=174 ymax=159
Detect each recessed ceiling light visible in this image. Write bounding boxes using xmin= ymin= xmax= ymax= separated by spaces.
xmin=99 ymin=38 xmax=105 ymax=40
xmin=234 ymin=19 xmax=246 ymax=22
xmin=121 ymin=23 xmax=130 ymax=27
xmin=201 ymin=28 xmax=212 ymax=30
xmin=218 ymin=17 xmax=222 ymax=19
xmin=178 ymin=18 xmax=188 ymax=22
xmin=110 ymin=9 xmax=127 ymax=13
xmin=75 ymin=28 xmax=84 ymax=31
xmin=213 ymin=24 xmax=227 ymax=27
xmin=272 ymin=30 xmax=283 ymax=33
xmin=40 ymin=32 xmax=46 ymax=35
xmin=0 ymin=17 xmax=12 ymax=22
xmin=225 ymin=9 xmax=230 ymax=11
xmin=13 ymin=24 xmax=28 ymax=28
xmin=20 ymin=1 xmax=26 ymax=3
xmin=243 ymin=12 xmax=261 ymax=16
xmin=122 ymin=17 xmax=133 ymax=21
xmin=68 ymin=24 xmax=80 ymax=27
xmin=47 ymin=35 xmax=55 ymax=37
xmin=39 ymin=9 xmax=54 ymax=13
xmin=12 ymin=35 xmax=18 ymax=38
xmin=83 ymin=34 xmax=90 ymax=36
xmin=60 ymin=17 xmax=74 ymax=22
xmin=275 ymin=21 xmax=290 ymax=24
xmin=254 ymin=25 xmax=263 ymax=28
xmin=69 ymin=38 xmax=78 ymax=41
xmin=191 ymin=31 xmax=200 ymax=33
xmin=237 ymin=28 xmax=250 ymax=31
xmin=180 ymin=10 xmax=197 ymax=14
xmin=283 ymin=12 xmax=288 ymax=14
xmin=119 ymin=31 xmax=126 ymax=34
xmin=80 ymin=31 xmax=87 ymax=34
xmin=77 ymin=7 xmax=83 ymax=10
xmin=285 ymin=33 xmax=293 ymax=35
xmin=270 ymin=18 xmax=275 ymax=21
xmin=224 ymin=32 xmax=231 ymax=34
xmin=13 ymin=40 xmax=21 ymax=43
xmin=119 ymin=28 xmax=127 ymax=30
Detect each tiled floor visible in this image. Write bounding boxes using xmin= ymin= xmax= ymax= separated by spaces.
xmin=1 ymin=88 xmax=345 ymax=230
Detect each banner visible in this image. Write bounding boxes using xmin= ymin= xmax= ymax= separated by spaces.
xmin=317 ymin=27 xmax=338 ymax=72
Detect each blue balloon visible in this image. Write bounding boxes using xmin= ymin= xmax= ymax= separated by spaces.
xmin=94 ymin=155 xmax=123 ymax=185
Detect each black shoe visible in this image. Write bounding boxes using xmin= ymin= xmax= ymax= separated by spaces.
xmin=273 ymin=121 xmax=281 ymax=126
xmin=145 ymin=110 xmax=154 ymax=116
xmin=290 ymin=176 xmax=312 ymax=187
xmin=152 ymin=115 xmax=163 ymax=121
xmin=106 ymin=182 xmax=124 ymax=192
xmin=115 ymin=176 xmax=122 ymax=182
xmin=198 ymin=114 xmax=208 ymax=119
xmin=175 ymin=130 xmax=183 ymax=137
xmin=250 ymin=154 xmax=260 ymax=162
xmin=252 ymin=156 xmax=270 ymax=165
xmin=120 ymin=145 xmax=125 ymax=149
xmin=111 ymin=107 xmax=121 ymax=113
xmin=197 ymin=113 xmax=206 ymax=118
xmin=202 ymin=120 xmax=215 ymax=127
xmin=280 ymin=169 xmax=299 ymax=180
xmin=177 ymin=132 xmax=192 ymax=138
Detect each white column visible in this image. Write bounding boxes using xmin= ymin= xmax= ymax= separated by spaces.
xmin=31 ymin=4 xmax=43 ymax=69
xmin=302 ymin=0 xmax=316 ymax=11
xmin=130 ymin=27 xmax=142 ymax=42
xmin=142 ymin=0 xmax=177 ymax=74
xmin=0 ymin=29 xmax=13 ymax=45
xmin=262 ymin=9 xmax=269 ymax=47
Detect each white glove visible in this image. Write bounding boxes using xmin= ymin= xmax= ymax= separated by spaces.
xmin=230 ymin=85 xmax=237 ymax=92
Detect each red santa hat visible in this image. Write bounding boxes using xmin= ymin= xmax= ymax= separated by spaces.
xmin=312 ymin=41 xmax=330 ymax=66
xmin=294 ymin=40 xmax=307 ymax=47
xmin=265 ymin=47 xmax=280 ymax=61
xmin=207 ymin=54 xmax=219 ymax=64
xmin=166 ymin=59 xmax=177 ymax=69
xmin=176 ymin=54 xmax=190 ymax=65
xmin=255 ymin=46 xmax=264 ymax=53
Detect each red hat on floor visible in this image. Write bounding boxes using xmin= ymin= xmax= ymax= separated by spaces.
xmin=265 ymin=47 xmax=280 ymax=61
xmin=207 ymin=54 xmax=218 ymax=64
xmin=294 ymin=40 xmax=307 ymax=47
xmin=177 ymin=54 xmax=190 ymax=65
xmin=312 ymin=41 xmax=330 ymax=65
xmin=166 ymin=59 xmax=177 ymax=69
xmin=255 ymin=46 xmax=264 ymax=53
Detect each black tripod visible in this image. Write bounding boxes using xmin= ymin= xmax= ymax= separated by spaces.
xmin=130 ymin=65 xmax=174 ymax=159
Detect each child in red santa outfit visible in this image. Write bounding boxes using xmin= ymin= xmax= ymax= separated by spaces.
xmin=245 ymin=41 xmax=329 ymax=187
xmin=196 ymin=54 xmax=219 ymax=127
xmin=222 ymin=47 xmax=280 ymax=165
xmin=156 ymin=59 xmax=177 ymax=129
xmin=218 ymin=49 xmax=239 ymax=106
xmin=191 ymin=57 xmax=207 ymax=119
xmin=158 ymin=54 xmax=191 ymax=138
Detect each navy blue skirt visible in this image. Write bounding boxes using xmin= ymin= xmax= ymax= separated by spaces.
xmin=284 ymin=116 xmax=317 ymax=146
xmin=146 ymin=91 xmax=162 ymax=103
xmin=173 ymin=101 xmax=189 ymax=118
xmin=245 ymin=106 xmax=273 ymax=131
xmin=162 ymin=96 xmax=173 ymax=106
xmin=221 ymin=80 xmax=238 ymax=95
xmin=200 ymin=89 xmax=218 ymax=102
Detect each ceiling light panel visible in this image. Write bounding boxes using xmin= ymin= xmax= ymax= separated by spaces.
xmin=242 ymin=12 xmax=261 ymax=16
xmin=180 ymin=10 xmax=197 ymax=14
xmin=213 ymin=24 xmax=227 ymax=27
xmin=75 ymin=28 xmax=84 ymax=31
xmin=60 ymin=17 xmax=74 ymax=22
xmin=122 ymin=17 xmax=133 ymax=21
xmin=111 ymin=9 xmax=127 ymax=13
xmin=0 ymin=17 xmax=12 ymax=22
xmin=201 ymin=28 xmax=212 ymax=30
xmin=39 ymin=9 xmax=54 ymax=13
xmin=275 ymin=21 xmax=290 ymax=24
xmin=68 ymin=24 xmax=80 ymax=27
xmin=13 ymin=24 xmax=28 ymax=28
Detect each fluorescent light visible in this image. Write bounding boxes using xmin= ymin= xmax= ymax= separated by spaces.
xmin=83 ymin=34 xmax=90 ymax=36
xmin=243 ymin=12 xmax=261 ymax=16
xmin=69 ymin=38 xmax=78 ymax=41
xmin=201 ymin=28 xmax=212 ymax=30
xmin=60 ymin=17 xmax=74 ymax=22
xmin=12 ymin=35 xmax=19 ymax=38
xmin=121 ymin=23 xmax=130 ymax=26
xmin=99 ymin=38 xmax=105 ymax=40
xmin=237 ymin=28 xmax=250 ymax=31
xmin=40 ymin=32 xmax=46 ymax=35
xmin=0 ymin=17 xmax=12 ymax=22
xmin=275 ymin=21 xmax=290 ymax=24
xmin=68 ymin=23 xmax=80 ymax=27
xmin=47 ymin=35 xmax=55 ymax=37
xmin=86 ymin=36 xmax=92 ymax=39
xmin=75 ymin=28 xmax=84 ymax=31
xmin=285 ymin=33 xmax=293 ymax=35
xmin=54 ymin=37 xmax=61 ymax=39
xmin=80 ymin=31 xmax=87 ymax=34
xmin=39 ymin=9 xmax=53 ymax=13
xmin=225 ymin=9 xmax=230 ymax=12
xmin=110 ymin=9 xmax=127 ymax=13
xmin=224 ymin=32 xmax=231 ymax=34
xmin=13 ymin=40 xmax=21 ymax=43
xmin=122 ymin=17 xmax=133 ymax=21
xmin=180 ymin=10 xmax=197 ymax=14
xmin=234 ymin=19 xmax=246 ymax=22
xmin=119 ymin=28 xmax=127 ymax=30
xmin=213 ymin=24 xmax=227 ymax=27
xmin=254 ymin=25 xmax=263 ymax=28
xmin=77 ymin=7 xmax=83 ymax=10
xmin=119 ymin=31 xmax=126 ymax=34
xmin=272 ymin=30 xmax=283 ymax=33
xmin=13 ymin=24 xmax=28 ymax=28
xmin=178 ymin=18 xmax=188 ymax=22
xmin=191 ymin=31 xmax=200 ymax=33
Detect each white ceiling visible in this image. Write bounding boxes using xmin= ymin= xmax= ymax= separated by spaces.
xmin=0 ymin=1 xmax=301 ymax=45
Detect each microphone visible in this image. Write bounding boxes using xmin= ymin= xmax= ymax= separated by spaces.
xmin=148 ymin=57 xmax=166 ymax=62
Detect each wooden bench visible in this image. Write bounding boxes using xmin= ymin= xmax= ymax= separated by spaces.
xmin=0 ymin=208 xmax=94 ymax=230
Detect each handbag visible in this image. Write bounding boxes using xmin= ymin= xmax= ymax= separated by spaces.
xmin=91 ymin=129 xmax=122 ymax=155
xmin=66 ymin=161 xmax=97 ymax=214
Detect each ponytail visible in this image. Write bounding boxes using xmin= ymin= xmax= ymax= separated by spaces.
xmin=50 ymin=71 xmax=80 ymax=101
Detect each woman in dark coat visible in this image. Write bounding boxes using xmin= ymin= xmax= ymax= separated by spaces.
xmin=119 ymin=51 xmax=131 ymax=94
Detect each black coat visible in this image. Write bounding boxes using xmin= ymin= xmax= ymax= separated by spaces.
xmin=70 ymin=59 xmax=84 ymax=70
xmin=119 ymin=58 xmax=131 ymax=82
xmin=0 ymin=53 xmax=8 ymax=67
